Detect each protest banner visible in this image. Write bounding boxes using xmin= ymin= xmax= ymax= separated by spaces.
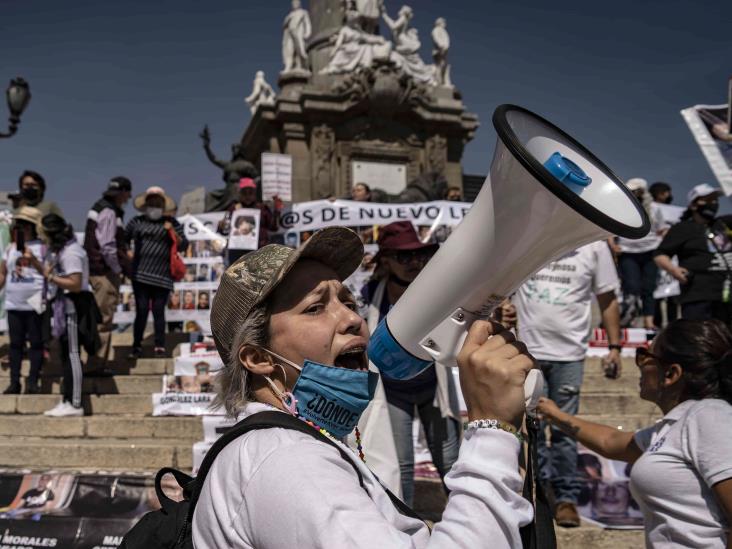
xmin=681 ymin=104 xmax=732 ymax=195
xmin=227 ymin=207 xmax=261 ymax=250
xmin=261 ymin=153 xmax=292 ymax=202
xmin=0 ymin=472 xmax=163 ymax=548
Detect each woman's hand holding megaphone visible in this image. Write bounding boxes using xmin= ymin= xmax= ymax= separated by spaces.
xmin=457 ymin=320 xmax=536 ymax=429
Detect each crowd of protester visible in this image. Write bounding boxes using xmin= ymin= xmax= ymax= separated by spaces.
xmin=1 ymin=170 xmax=731 ymax=546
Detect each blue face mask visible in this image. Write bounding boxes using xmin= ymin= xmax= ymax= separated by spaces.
xmin=262 ymin=350 xmax=378 ymax=439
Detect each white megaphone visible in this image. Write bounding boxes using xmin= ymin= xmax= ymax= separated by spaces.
xmin=367 ymin=104 xmax=650 ymax=414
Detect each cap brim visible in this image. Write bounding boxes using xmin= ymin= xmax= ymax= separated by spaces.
xmin=254 ymin=227 xmax=364 ymax=310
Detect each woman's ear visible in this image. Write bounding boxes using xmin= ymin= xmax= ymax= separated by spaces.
xmin=664 ymin=363 xmax=684 ymax=388
xmin=238 ymin=345 xmax=275 ymax=376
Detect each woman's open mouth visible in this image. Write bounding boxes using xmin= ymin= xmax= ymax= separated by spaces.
xmin=334 ymin=347 xmax=368 ymax=370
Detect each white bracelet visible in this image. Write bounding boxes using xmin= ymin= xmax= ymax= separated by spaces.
xmin=466 ymin=419 xmax=524 ymax=443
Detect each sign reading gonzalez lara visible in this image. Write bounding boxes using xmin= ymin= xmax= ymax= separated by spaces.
xmin=152 ymin=343 xmax=224 ymax=416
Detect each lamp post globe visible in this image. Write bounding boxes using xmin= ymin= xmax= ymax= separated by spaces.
xmin=1 ymin=76 xmax=31 ymax=139
xmin=7 ymin=77 xmax=31 ymax=118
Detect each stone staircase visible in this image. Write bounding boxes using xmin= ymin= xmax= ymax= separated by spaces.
xmin=0 ymin=332 xmax=657 ymax=547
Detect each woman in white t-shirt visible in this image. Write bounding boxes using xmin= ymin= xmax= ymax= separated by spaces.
xmin=26 ymin=214 xmax=91 ymax=418
xmin=538 ymin=319 xmax=732 ymax=548
xmin=0 ymin=207 xmax=45 ymax=394
xmin=191 ymin=227 xmax=537 ymax=549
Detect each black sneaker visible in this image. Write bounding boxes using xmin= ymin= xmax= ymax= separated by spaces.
xmin=154 ymin=347 xmax=167 ymax=358
xmin=24 ymin=380 xmax=39 ymax=394
xmin=3 ymin=383 xmax=21 ymax=395
xmin=128 ymin=347 xmax=143 ymax=360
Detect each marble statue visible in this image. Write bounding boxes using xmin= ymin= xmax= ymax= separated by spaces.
xmin=346 ymin=0 xmax=382 ymax=33
xmin=282 ymin=0 xmax=312 ymax=73
xmin=380 ymin=5 xmax=435 ymax=84
xmin=431 ymin=17 xmax=452 ymax=87
xmin=199 ymin=125 xmax=258 ymax=211
xmin=244 ymin=71 xmax=276 ymax=113
xmin=320 ymin=8 xmax=391 ymax=75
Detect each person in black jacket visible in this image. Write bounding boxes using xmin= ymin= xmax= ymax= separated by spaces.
xmin=655 ymin=184 xmax=732 ymax=326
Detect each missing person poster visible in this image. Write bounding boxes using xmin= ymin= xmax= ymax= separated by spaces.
xmin=576 ymin=445 xmax=644 ymax=530
xmin=681 ymin=104 xmax=732 ymax=196
xmin=227 ymin=207 xmax=261 ymax=251
xmin=152 ymin=342 xmax=224 ymax=416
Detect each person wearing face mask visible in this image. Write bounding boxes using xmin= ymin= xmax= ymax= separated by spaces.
xmin=125 ymin=186 xmax=188 ymax=358
xmin=359 ymin=221 xmax=461 ymax=507
xmin=190 ymin=226 xmax=536 ymax=548
xmin=537 ymin=319 xmax=732 ymax=548
xmin=609 ymin=178 xmax=666 ymax=330
xmin=12 ymin=170 xmax=63 ymax=218
xmin=83 ymin=177 xmax=133 ymax=368
xmin=655 ymin=184 xmax=732 ymax=326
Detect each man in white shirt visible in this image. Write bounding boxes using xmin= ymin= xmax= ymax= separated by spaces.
xmin=513 ymin=240 xmax=621 ymax=527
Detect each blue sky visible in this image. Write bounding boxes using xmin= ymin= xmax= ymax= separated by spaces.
xmin=1 ymin=0 xmax=730 ymax=226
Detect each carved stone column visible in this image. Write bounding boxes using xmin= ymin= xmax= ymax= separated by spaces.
xmin=310 ymin=125 xmax=336 ymax=198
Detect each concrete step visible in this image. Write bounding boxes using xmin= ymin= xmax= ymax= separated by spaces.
xmin=577 ymin=413 xmax=660 ymax=432
xmin=581 ymin=375 xmax=640 ymax=394
xmin=0 ymin=436 xmax=191 ymax=469
xmin=556 ymin=525 xmax=644 ymax=548
xmin=579 ymin=393 xmax=659 ymax=416
xmin=0 ymin=415 xmax=202 ymax=439
xmin=0 ymin=357 xmax=172 ymax=378
xmin=0 ymin=374 xmax=164 ymax=395
xmin=0 ymin=394 xmax=156 ymax=415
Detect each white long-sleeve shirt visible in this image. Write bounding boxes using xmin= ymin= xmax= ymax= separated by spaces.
xmin=192 ymin=402 xmax=533 ymax=548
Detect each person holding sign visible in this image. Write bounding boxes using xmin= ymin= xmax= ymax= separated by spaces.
xmin=217 ymin=178 xmax=281 ymax=265
xmin=0 ymin=207 xmax=45 ymax=394
xmin=193 ymin=226 xmax=535 ymax=548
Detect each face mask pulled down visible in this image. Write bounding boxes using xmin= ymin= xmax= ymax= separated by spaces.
xmin=146 ymin=207 xmax=163 ymax=221
xmin=262 ymin=349 xmax=378 ymax=439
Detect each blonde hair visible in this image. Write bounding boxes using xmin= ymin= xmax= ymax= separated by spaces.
xmin=212 ymin=305 xmax=270 ymax=417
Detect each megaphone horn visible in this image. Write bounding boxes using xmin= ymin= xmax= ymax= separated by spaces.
xmin=368 ymin=104 xmax=650 ymax=407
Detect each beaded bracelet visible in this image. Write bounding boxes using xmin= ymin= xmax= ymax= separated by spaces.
xmin=466 ymin=418 xmax=525 ymax=443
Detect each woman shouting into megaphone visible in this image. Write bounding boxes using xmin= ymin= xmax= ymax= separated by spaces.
xmin=193 ymin=227 xmax=535 ymax=549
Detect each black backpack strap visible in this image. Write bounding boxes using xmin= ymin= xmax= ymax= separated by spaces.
xmin=154 ymin=467 xmax=193 ymax=515
xmin=186 ymin=411 xmax=366 ymax=521
xmin=520 ymin=417 xmax=557 ymax=549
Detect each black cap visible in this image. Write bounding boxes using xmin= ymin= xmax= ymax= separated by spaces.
xmin=108 ymin=176 xmax=132 ymax=192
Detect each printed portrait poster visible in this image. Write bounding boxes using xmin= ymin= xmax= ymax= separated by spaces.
xmin=0 ymin=472 xmax=75 ymax=519
xmin=152 ymin=344 xmax=224 ymax=416
xmin=681 ymin=104 xmax=732 ymax=195
xmin=228 ymin=208 xmax=261 ymax=251
xmin=576 ymin=445 xmax=644 ymax=529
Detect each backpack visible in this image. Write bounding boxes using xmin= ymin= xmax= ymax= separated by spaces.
xmin=121 ymin=411 xmax=555 ymax=549
xmin=120 ymin=411 xmax=418 ymax=549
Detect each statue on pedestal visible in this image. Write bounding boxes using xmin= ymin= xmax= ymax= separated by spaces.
xmin=344 ymin=0 xmax=382 ymax=33
xmin=199 ymin=125 xmax=258 ymax=211
xmin=244 ymin=71 xmax=276 ymax=114
xmin=320 ymin=8 xmax=391 ymax=74
xmin=282 ymin=0 xmax=312 ymax=74
xmin=380 ymin=5 xmax=435 ymax=84
xmin=431 ymin=17 xmax=452 ymax=87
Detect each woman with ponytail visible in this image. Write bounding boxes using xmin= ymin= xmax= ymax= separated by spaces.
xmin=538 ymin=319 xmax=732 ymax=547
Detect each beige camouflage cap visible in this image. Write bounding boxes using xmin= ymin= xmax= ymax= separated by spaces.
xmin=211 ymin=226 xmax=364 ymax=365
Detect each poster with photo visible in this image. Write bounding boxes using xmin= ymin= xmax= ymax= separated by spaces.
xmin=227 ymin=207 xmax=261 ymax=250
xmin=0 ymin=473 xmax=76 ymax=519
xmin=152 ymin=345 xmax=224 ymax=415
xmin=681 ymin=104 xmax=732 ymax=195
xmin=576 ymin=445 xmax=644 ymax=529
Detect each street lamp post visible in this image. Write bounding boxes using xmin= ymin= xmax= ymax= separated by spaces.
xmin=0 ymin=77 xmax=31 ymax=139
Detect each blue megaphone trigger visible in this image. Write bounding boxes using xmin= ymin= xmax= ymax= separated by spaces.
xmin=543 ymin=152 xmax=591 ymax=187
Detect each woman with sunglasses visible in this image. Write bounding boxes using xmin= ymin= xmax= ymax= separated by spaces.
xmin=360 ymin=221 xmax=461 ymax=507
xmin=537 ymin=319 xmax=732 ymax=548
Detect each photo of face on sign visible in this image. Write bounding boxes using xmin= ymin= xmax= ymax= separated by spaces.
xmin=184 ymin=264 xmax=196 ymax=282
xmin=0 ymin=473 xmax=76 ymax=518
xmin=168 ymin=291 xmax=182 ymax=310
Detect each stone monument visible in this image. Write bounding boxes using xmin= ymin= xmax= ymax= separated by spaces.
xmin=232 ymin=0 xmax=478 ymax=202
xmin=244 ymin=71 xmax=276 ymax=114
